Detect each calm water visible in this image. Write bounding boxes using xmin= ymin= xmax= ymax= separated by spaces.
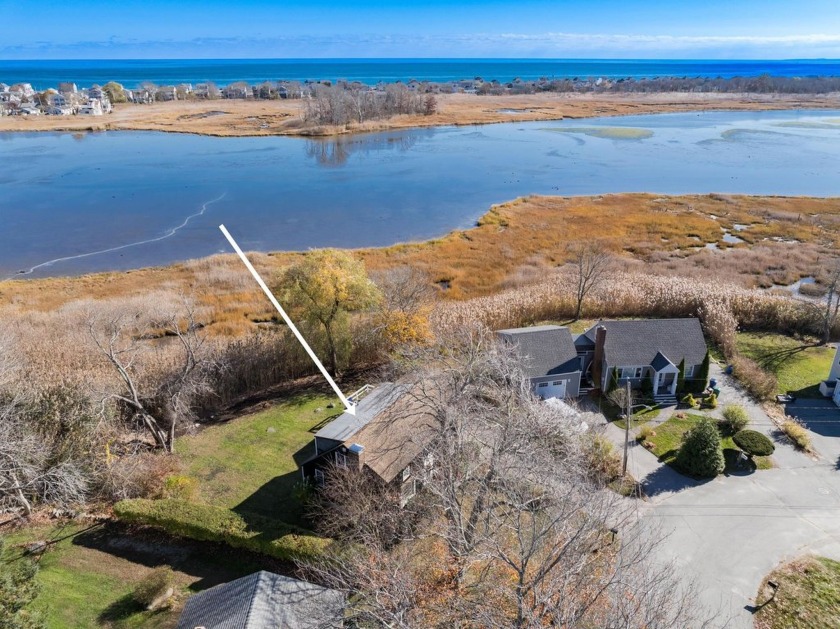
xmin=3 ymin=109 xmax=840 ymax=278
xmin=4 ymin=58 xmax=840 ymax=89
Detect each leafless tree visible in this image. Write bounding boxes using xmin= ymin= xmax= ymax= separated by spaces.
xmin=373 ymin=266 xmax=436 ymax=315
xmin=820 ymin=258 xmax=840 ymax=344
xmin=88 ymin=298 xmax=213 ymax=453
xmin=569 ymin=242 xmax=613 ymax=321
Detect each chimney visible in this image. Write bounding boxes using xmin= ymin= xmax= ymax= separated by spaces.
xmin=345 ymin=443 xmax=366 ymax=471
xmin=592 ymin=326 xmax=607 ymax=391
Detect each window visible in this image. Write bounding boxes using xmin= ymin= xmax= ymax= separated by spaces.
xmin=537 ymin=382 xmax=548 ymax=388
xmin=314 ymin=469 xmax=325 ymax=486
xmin=335 ymin=452 xmax=347 ymax=468
xmin=400 ymin=479 xmax=416 ymax=506
xmin=620 ymin=367 xmax=643 ymax=379
xmin=552 ymin=380 xmax=565 ymax=386
xmin=685 ymin=365 xmax=695 ymax=377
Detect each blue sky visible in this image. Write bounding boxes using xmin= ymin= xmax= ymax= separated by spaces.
xmin=2 ymin=0 xmax=840 ymax=59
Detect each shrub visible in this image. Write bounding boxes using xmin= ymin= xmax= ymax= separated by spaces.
xmin=705 ymin=393 xmax=718 ymax=409
xmin=159 ymin=475 xmax=198 ymax=501
xmin=114 ymin=499 xmax=331 ymax=562
xmin=682 ymin=393 xmax=699 ymax=409
xmin=732 ymin=430 xmax=775 ymax=457
xmin=583 ymin=434 xmax=622 ymax=483
xmin=676 ymin=359 xmax=686 ymax=395
xmin=132 ymin=567 xmax=174 ymax=609
xmin=730 ymin=355 xmax=777 ymax=401
xmin=641 ymin=373 xmax=653 ymax=398
xmin=637 ymin=424 xmax=656 ymax=442
xmin=782 ymin=419 xmax=812 ymax=451
xmin=721 ymin=404 xmax=750 ymax=434
xmin=676 ymin=417 xmax=725 ymax=477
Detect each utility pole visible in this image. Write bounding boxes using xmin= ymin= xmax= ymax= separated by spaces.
xmin=622 ymin=379 xmax=632 ymax=476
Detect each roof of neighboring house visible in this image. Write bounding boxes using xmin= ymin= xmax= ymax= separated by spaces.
xmin=583 ymin=318 xmax=706 ymax=368
xmin=313 ymin=381 xmax=441 ymax=484
xmin=176 ymin=571 xmax=344 ymax=629
xmin=497 ymin=325 xmax=581 ymax=378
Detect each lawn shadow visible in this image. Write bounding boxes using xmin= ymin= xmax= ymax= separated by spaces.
xmin=232 ymin=468 xmax=309 ymax=527
xmin=98 ymin=593 xmax=146 ymax=624
xmin=639 ymin=462 xmax=705 ymax=498
xmin=72 ymin=524 xmax=270 ymax=593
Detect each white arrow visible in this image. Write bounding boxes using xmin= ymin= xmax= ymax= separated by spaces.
xmin=219 ymin=224 xmax=356 ymax=416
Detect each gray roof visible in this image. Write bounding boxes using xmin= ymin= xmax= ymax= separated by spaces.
xmin=650 ymin=351 xmax=675 ymax=372
xmin=177 ymin=571 xmax=344 ymax=629
xmin=497 ymin=325 xmax=581 ymax=378
xmin=584 ymin=318 xmax=707 ymax=368
xmin=315 ymin=383 xmax=409 ymax=442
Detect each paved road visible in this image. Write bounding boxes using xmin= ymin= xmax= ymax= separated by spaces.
xmin=597 ymin=365 xmax=840 ymax=628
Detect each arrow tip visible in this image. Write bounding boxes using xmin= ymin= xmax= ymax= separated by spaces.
xmin=344 ymin=404 xmax=357 ymax=416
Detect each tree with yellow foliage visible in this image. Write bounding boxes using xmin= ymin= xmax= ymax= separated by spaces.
xmin=280 ymin=249 xmax=381 ymax=377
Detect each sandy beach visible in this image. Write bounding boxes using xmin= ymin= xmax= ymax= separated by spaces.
xmin=2 ymin=91 xmax=840 ymax=137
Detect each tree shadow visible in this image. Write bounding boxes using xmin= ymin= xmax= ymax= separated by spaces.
xmin=98 ymin=593 xmax=146 ymax=623
xmin=723 ymin=448 xmax=756 ymax=476
xmin=751 ymin=342 xmax=820 ymax=372
xmin=639 ymin=463 xmax=705 ymax=498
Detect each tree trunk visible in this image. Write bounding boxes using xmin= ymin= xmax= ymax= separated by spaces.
xmin=325 ymin=326 xmax=339 ymax=377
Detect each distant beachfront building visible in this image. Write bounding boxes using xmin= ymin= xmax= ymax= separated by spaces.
xmin=78 ymin=99 xmax=104 ymax=116
xmin=58 ymin=82 xmax=78 ymax=94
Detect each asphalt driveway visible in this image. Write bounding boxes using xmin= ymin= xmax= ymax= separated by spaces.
xmin=613 ymin=365 xmax=840 ymax=628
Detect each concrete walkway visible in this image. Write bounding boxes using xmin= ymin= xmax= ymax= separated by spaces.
xmin=594 ymin=368 xmax=840 ymax=628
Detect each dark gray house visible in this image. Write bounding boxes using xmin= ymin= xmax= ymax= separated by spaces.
xmin=300 ymin=382 xmax=439 ymax=505
xmin=177 ymin=571 xmax=344 ymax=629
xmin=499 ymin=318 xmax=708 ymax=403
xmin=497 ymin=325 xmax=582 ymax=399
xmin=583 ymin=318 xmax=708 ymax=401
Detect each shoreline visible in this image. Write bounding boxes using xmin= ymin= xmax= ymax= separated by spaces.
xmin=2 ymin=92 xmax=840 ymax=138
xmin=3 ymin=193 xmax=838 ymax=331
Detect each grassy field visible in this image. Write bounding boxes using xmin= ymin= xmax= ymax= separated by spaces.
xmin=754 ymin=556 xmax=840 ymax=629
xmin=177 ymin=391 xmax=339 ymax=526
xmin=736 ymin=332 xmax=834 ymax=398
xmin=2 ymin=523 xmax=265 ymax=629
xmin=644 ymin=413 xmax=773 ymax=472
xmin=3 ymin=193 xmax=838 ymax=338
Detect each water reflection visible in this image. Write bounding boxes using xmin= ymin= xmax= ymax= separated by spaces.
xmin=304 ymin=129 xmax=429 ymax=167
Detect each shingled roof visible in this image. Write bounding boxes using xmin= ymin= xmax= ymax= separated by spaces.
xmin=497 ymin=325 xmax=581 ymax=378
xmin=583 ymin=318 xmax=707 ymax=368
xmin=177 ymin=571 xmax=344 ymax=629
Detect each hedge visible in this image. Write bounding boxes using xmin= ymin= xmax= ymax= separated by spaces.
xmin=733 ymin=430 xmax=775 ymax=457
xmin=114 ymin=498 xmax=331 ymax=562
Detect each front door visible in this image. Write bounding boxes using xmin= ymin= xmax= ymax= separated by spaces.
xmin=659 ymin=372 xmax=675 ymax=394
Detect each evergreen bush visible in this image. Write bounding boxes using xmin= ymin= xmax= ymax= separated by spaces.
xmin=732 ymin=430 xmax=775 ymax=457
xmin=676 ymin=417 xmax=725 ymax=477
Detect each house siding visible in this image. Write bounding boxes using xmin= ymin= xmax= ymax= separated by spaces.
xmin=530 ymin=370 xmax=581 ymax=398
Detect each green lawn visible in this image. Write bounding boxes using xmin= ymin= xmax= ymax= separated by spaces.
xmin=643 ymin=413 xmax=773 ymax=473
xmin=3 ymin=524 xmax=263 ymax=629
xmin=177 ymin=391 xmax=339 ymax=526
xmin=736 ymin=332 xmax=834 ymax=398
xmin=754 ymin=556 xmax=840 ymax=628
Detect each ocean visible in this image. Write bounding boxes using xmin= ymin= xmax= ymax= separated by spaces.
xmin=2 ymin=58 xmax=840 ymax=90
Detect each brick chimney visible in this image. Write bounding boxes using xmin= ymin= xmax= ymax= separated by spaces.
xmin=592 ymin=326 xmax=607 ymax=391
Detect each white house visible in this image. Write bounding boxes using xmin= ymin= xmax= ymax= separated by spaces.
xmin=819 ymin=345 xmax=840 ymax=406
xmin=78 ymin=100 xmax=103 ymax=115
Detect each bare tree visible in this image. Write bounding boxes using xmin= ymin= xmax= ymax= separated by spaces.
xmin=569 ymin=243 xmax=613 ymax=321
xmin=820 ymin=258 xmax=840 ymax=344
xmin=302 ymin=326 xmax=711 ymax=627
xmin=88 ymin=298 xmax=212 ymax=453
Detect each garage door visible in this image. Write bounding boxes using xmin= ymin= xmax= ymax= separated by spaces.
xmin=536 ymin=379 xmax=567 ymax=399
